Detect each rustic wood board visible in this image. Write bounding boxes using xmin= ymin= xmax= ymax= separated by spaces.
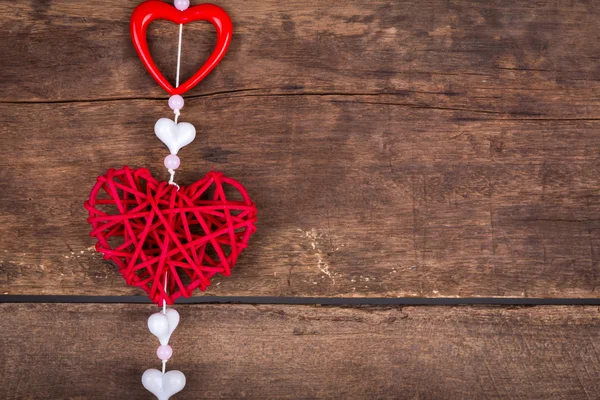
xmin=2 ymin=0 xmax=600 ymax=298
xmin=1 ymin=303 xmax=599 ymax=399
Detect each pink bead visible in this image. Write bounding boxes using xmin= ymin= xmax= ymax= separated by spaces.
xmin=164 ymin=154 xmax=181 ymax=170
xmin=168 ymin=95 xmax=184 ymax=111
xmin=157 ymin=345 xmax=173 ymax=360
xmin=174 ymin=0 xmax=190 ymax=11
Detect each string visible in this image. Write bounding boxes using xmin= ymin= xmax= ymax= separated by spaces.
xmin=162 ymin=269 xmax=168 ymax=374
xmin=163 ymin=271 xmax=168 ymax=315
xmin=168 ymin=168 xmax=180 ymax=190
xmin=176 ymin=24 xmax=183 ymax=92
xmin=174 ymin=23 xmax=183 ymax=124
xmin=162 ymin=22 xmax=183 ymax=375
xmin=169 ymin=23 xmax=184 ymax=190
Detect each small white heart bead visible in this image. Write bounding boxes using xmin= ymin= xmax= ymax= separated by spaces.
xmin=142 ymin=369 xmax=186 ymax=400
xmin=148 ymin=313 xmax=169 ymax=338
xmin=154 ymin=118 xmax=196 ymax=155
xmin=148 ymin=308 xmax=180 ymax=346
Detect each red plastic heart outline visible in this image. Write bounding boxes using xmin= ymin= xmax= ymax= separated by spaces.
xmin=130 ymin=1 xmax=233 ymax=95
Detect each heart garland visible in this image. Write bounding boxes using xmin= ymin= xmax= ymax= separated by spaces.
xmin=87 ymin=2 xmax=248 ymax=396
xmin=84 ymin=166 xmax=257 ymax=305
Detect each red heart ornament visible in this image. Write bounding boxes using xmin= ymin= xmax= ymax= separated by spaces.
xmin=130 ymin=1 xmax=233 ymax=95
xmin=84 ymin=167 xmax=257 ymax=305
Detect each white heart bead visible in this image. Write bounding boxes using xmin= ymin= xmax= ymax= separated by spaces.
xmin=154 ymin=118 xmax=196 ymax=155
xmin=148 ymin=313 xmax=169 ymax=338
xmin=148 ymin=308 xmax=180 ymax=346
xmin=142 ymin=369 xmax=186 ymax=400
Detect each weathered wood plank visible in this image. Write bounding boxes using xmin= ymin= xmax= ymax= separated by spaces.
xmin=2 ymin=97 xmax=600 ymax=298
xmin=2 ymin=0 xmax=600 ymax=298
xmin=2 ymin=0 xmax=600 ymax=120
xmin=1 ymin=304 xmax=599 ymax=399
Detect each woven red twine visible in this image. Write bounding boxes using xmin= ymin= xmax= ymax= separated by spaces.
xmin=84 ymin=166 xmax=257 ymax=305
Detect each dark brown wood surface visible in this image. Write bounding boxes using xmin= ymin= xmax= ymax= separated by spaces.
xmin=1 ymin=303 xmax=599 ymax=400
xmin=2 ymin=0 xmax=600 ymax=299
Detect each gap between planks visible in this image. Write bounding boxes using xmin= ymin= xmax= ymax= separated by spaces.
xmin=3 ymin=295 xmax=600 ymax=305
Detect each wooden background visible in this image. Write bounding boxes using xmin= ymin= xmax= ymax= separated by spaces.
xmin=1 ymin=0 xmax=600 ymax=398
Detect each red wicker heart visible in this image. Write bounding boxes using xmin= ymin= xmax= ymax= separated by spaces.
xmin=84 ymin=166 xmax=257 ymax=305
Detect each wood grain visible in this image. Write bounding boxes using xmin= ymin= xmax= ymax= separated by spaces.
xmin=1 ymin=0 xmax=600 ymax=298
xmin=1 ymin=303 xmax=600 ymax=399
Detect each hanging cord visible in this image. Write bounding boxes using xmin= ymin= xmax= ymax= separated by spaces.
xmin=163 ymin=271 xmax=168 ymax=315
xmin=168 ymin=168 xmax=180 ymax=190
xmin=169 ymin=23 xmax=184 ymax=188
xmin=175 ymin=23 xmax=183 ymax=111
xmin=162 ymin=26 xmax=182 ymax=372
xmin=163 ymin=26 xmax=183 ymax=375
xmin=162 ymin=271 xmax=168 ymax=374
